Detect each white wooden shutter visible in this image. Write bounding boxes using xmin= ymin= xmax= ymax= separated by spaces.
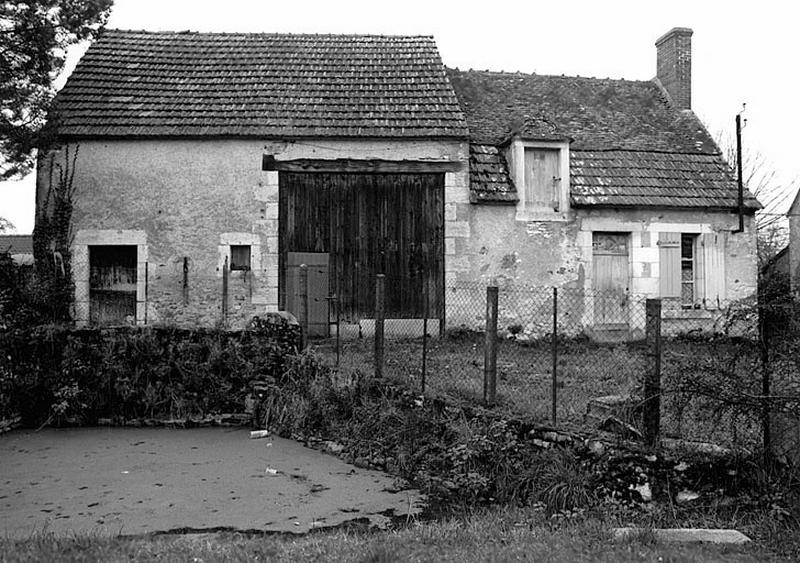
xmin=693 ymin=236 xmax=705 ymax=306
xmin=658 ymin=232 xmax=681 ymax=298
xmin=699 ymin=232 xmax=727 ymax=308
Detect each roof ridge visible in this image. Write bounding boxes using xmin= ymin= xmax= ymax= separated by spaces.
xmin=446 ymin=66 xmax=653 ymax=85
xmin=102 ymin=29 xmax=436 ymax=40
xmin=571 ymin=148 xmax=724 ymax=157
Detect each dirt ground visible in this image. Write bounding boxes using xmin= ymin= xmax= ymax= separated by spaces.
xmin=0 ymin=427 xmax=423 ymax=538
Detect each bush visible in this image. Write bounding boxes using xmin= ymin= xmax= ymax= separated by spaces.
xmin=0 ymin=323 xmax=300 ymax=426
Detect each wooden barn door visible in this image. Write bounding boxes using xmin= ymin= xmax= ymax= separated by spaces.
xmin=592 ymin=233 xmax=630 ymax=326
xmin=279 ymin=172 xmax=444 ymax=322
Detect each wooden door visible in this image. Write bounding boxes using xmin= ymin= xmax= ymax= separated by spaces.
xmin=285 ymin=252 xmax=330 ymax=337
xmin=279 ymin=172 xmax=444 ymax=321
xmin=592 ymin=233 xmax=629 ymax=325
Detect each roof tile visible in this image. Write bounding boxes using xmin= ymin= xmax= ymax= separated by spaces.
xmin=53 ymin=30 xmax=468 ymax=139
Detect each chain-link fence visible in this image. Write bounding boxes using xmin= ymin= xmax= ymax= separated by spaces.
xmin=313 ymin=274 xmax=799 ymax=459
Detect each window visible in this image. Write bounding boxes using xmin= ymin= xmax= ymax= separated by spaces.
xmin=89 ymin=245 xmax=137 ymax=325
xmin=524 ymin=148 xmax=561 ymax=211
xmin=680 ymin=234 xmax=697 ymax=308
xmin=230 ymin=245 xmax=251 ymax=271
xmin=659 ymin=232 xmax=727 ymax=309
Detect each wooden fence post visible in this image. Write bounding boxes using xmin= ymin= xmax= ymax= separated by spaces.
xmin=375 ymin=274 xmax=385 ymax=378
xmin=644 ymin=298 xmax=662 ymax=447
xmin=759 ymin=304 xmax=772 ymax=464
xmin=299 ymin=263 xmax=309 ymax=348
xmin=552 ymin=287 xmax=558 ymax=426
xmin=182 ymin=256 xmax=189 ymax=305
xmin=222 ymin=256 xmax=229 ymax=324
xmin=484 ymin=286 xmax=498 ymax=406
xmin=422 ymin=278 xmax=429 ymax=394
xmin=144 ymin=261 xmax=149 ymax=326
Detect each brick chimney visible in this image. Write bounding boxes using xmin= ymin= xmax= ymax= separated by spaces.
xmin=655 ymin=27 xmax=693 ymax=110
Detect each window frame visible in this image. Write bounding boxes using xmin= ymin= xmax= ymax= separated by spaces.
xmin=680 ymin=233 xmax=698 ymax=309
xmin=230 ymin=245 xmax=252 ymax=271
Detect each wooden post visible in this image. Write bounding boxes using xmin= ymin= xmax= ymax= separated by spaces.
xmin=551 ymin=287 xmax=558 ymax=426
xmin=335 ymin=293 xmax=341 ymax=368
xmin=422 ymin=278 xmax=429 ymax=394
xmin=484 ymin=286 xmax=499 ymax=406
xmin=644 ymin=298 xmax=662 ymax=447
xmin=182 ymin=256 xmax=189 ymax=304
xmin=222 ymin=256 xmax=229 ymax=324
xmin=375 ymin=274 xmax=385 ymax=378
xmin=299 ymin=263 xmax=309 ymax=348
xmin=144 ymin=262 xmax=149 ymax=325
xmin=759 ymin=304 xmax=772 ymax=464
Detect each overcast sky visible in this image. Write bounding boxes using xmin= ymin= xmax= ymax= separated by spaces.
xmin=2 ymin=0 xmax=797 ymax=233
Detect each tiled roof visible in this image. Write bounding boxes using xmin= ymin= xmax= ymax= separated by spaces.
xmin=469 ymin=144 xmax=517 ymax=203
xmin=52 ymin=30 xmax=468 ymax=139
xmin=570 ymin=151 xmax=760 ymax=209
xmin=0 ymin=235 xmax=33 ymax=255
xmin=448 ymin=68 xmax=759 ymax=209
xmin=446 ymin=68 xmax=717 ymax=152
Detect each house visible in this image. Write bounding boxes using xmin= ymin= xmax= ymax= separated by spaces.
xmin=0 ymin=235 xmax=34 ymax=266
xmin=38 ymin=31 xmax=469 ymax=329
xmin=444 ymin=27 xmax=759 ymax=336
xmin=37 ymin=27 xmax=759 ymax=335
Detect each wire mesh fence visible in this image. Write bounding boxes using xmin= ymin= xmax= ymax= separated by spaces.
xmin=314 ymin=274 xmax=798 ymax=456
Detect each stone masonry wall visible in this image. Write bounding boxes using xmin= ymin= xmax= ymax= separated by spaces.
xmin=38 ymin=139 xmax=468 ymax=328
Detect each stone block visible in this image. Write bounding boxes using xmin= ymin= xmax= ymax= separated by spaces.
xmin=445 ymin=185 xmax=470 ymax=204
xmin=263 ymin=202 xmax=279 ymax=220
xmin=445 ymin=255 xmax=470 ymax=273
xmin=445 ymin=237 xmax=456 ymax=255
xmin=445 ymin=221 xmax=470 ymax=238
xmin=444 ymin=203 xmax=457 ymax=221
xmin=263 ymin=171 xmax=279 ymax=186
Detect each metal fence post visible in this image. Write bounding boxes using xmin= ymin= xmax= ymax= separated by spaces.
xmin=644 ymin=298 xmax=662 ymax=447
xmin=222 ymin=256 xmax=229 ymax=324
xmin=299 ymin=263 xmax=309 ymax=348
xmin=552 ymin=287 xmax=558 ymax=426
xmin=484 ymin=286 xmax=498 ymax=406
xmin=375 ymin=274 xmax=385 ymax=378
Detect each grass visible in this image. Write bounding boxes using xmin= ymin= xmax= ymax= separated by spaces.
xmin=1 ymin=507 xmax=794 ymax=562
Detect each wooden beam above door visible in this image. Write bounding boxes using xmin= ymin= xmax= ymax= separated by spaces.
xmin=262 ymin=155 xmax=464 ymax=173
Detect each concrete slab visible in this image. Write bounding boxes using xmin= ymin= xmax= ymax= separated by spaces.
xmin=613 ymin=528 xmax=751 ymax=544
xmin=0 ymin=428 xmax=423 ymax=538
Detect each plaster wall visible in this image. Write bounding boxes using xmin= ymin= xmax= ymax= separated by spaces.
xmin=446 ymin=203 xmax=758 ymax=337
xmin=39 ymin=138 xmax=467 ymax=328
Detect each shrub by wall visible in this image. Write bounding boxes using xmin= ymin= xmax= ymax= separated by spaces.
xmin=0 ymin=317 xmax=300 ymax=426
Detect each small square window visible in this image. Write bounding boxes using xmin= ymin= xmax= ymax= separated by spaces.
xmin=230 ymin=245 xmax=251 ymax=271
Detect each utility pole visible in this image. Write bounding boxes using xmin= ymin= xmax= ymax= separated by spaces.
xmin=733 ymin=105 xmax=746 ymax=233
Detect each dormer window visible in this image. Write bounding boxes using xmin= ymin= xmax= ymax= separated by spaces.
xmin=508 ymin=139 xmax=570 ymax=221
xmin=524 ymin=148 xmax=561 ymax=211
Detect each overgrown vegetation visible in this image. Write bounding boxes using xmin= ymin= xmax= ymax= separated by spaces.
xmin=0 ymin=320 xmax=300 ymax=426
xmin=262 ymin=350 xmax=799 ymax=536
